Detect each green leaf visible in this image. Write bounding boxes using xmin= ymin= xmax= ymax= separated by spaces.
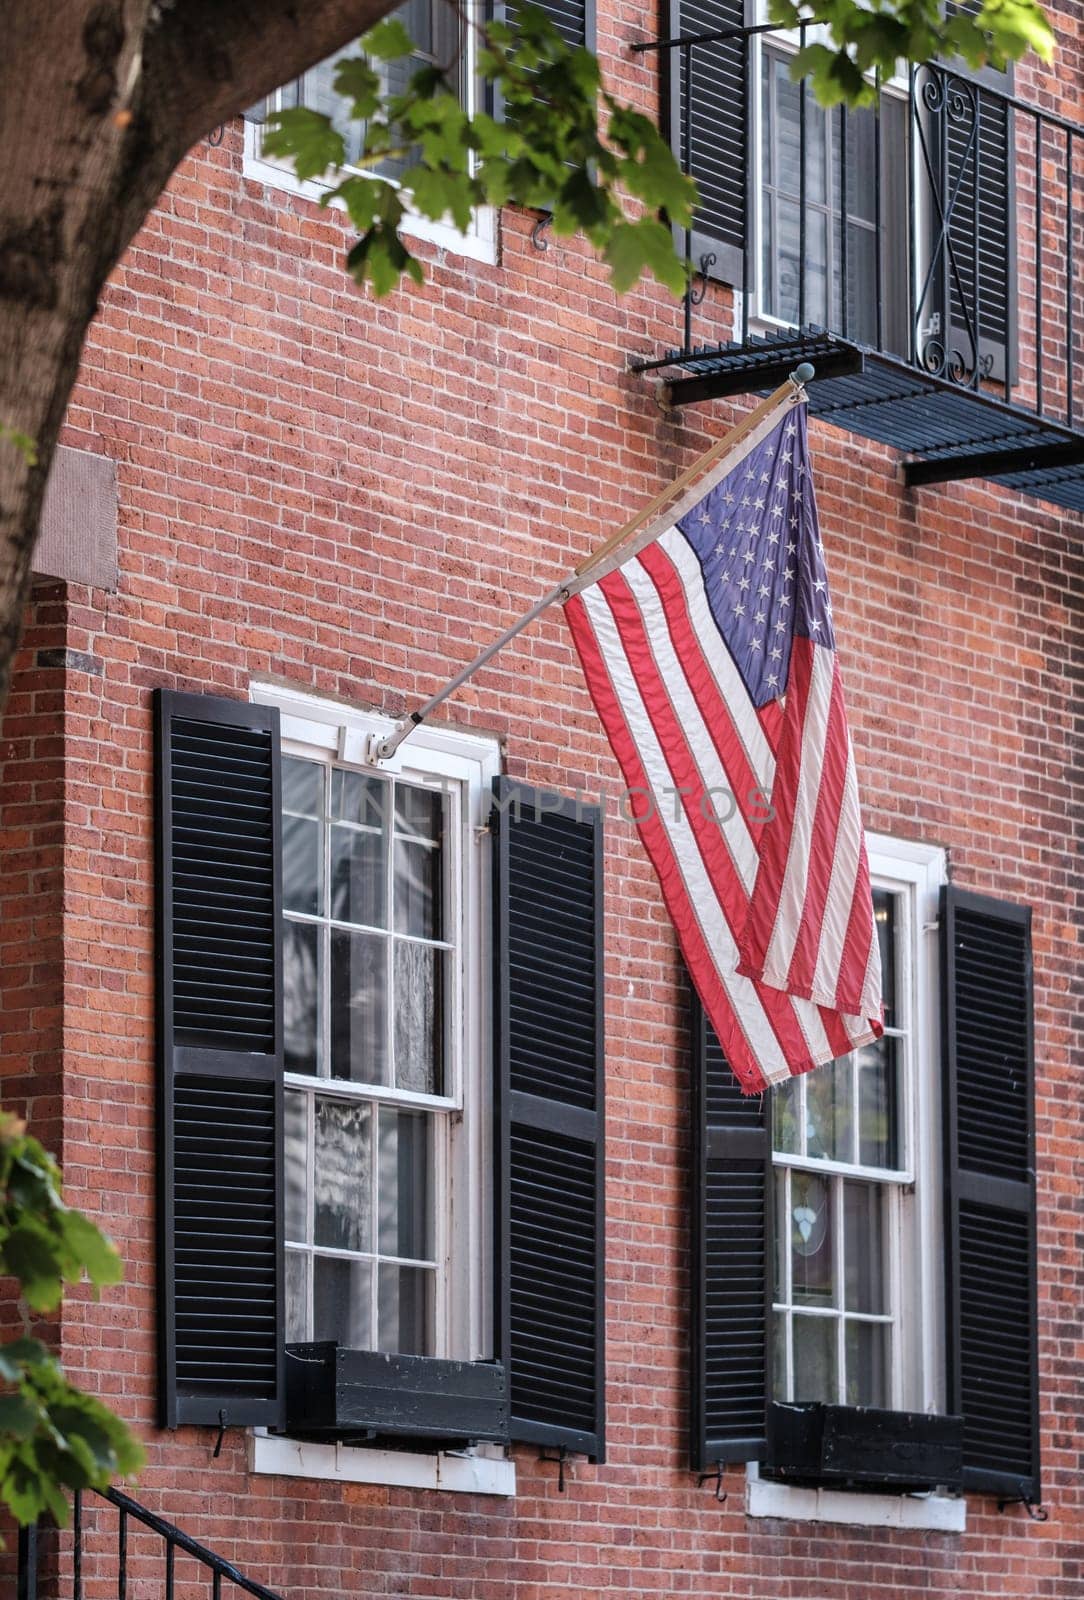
xmin=55 ymin=1209 xmax=122 ymax=1290
xmin=361 ymin=17 xmax=416 ymax=62
xmin=2 ymin=1219 xmax=64 ymax=1311
xmin=0 ymin=1394 xmax=42 ymax=1440
xmin=0 ymin=423 xmax=38 ymax=466
xmin=0 ymin=1339 xmax=48 ymax=1381
xmin=262 ymin=108 xmax=345 ymax=182
xmin=333 ymin=56 xmax=383 ymax=120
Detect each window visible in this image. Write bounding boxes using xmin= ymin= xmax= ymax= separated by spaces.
xmin=272 ymin=694 xmax=497 ymax=1368
xmin=243 ymin=0 xmax=497 ymax=263
xmin=758 ymin=48 xmax=910 ymax=354
xmin=281 ymin=759 xmax=453 ymax=1357
xmin=769 ymin=888 xmax=911 ymax=1410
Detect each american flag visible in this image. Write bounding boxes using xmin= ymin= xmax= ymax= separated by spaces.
xmin=564 ymin=402 xmax=883 ymax=1094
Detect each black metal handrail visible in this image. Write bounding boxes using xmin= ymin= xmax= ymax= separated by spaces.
xmin=636 ymin=21 xmax=1082 ymax=432
xmin=17 ymin=1486 xmax=289 ymax=1600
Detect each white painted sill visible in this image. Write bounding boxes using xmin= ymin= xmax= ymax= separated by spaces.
xmin=746 ymin=1463 xmax=966 ymax=1531
xmin=250 ymin=1430 xmax=515 ymax=1496
xmin=242 ymin=129 xmax=498 ymax=267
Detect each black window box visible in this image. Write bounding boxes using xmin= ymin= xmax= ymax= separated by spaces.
xmin=283 ymin=1343 xmax=509 ymax=1448
xmin=766 ymin=1402 xmax=964 ymax=1494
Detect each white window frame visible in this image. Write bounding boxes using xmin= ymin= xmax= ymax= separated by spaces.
xmin=252 ymin=681 xmax=500 ymax=1371
xmin=744 ymin=12 xmax=911 ymax=341
xmin=242 ymin=0 xmax=498 ymax=267
xmin=748 ymin=832 xmax=961 ymax=1530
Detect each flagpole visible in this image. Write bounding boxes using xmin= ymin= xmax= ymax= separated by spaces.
xmin=367 ymin=364 xmax=814 ymax=764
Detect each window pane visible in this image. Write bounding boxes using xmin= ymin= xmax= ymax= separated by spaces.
xmin=845 ymin=1320 xmax=888 ymax=1408
xmin=331 ymin=823 xmax=386 ymax=928
xmin=330 ymin=928 xmax=389 ymax=1084
xmin=299 ymin=55 xmax=365 ymax=167
xmin=393 ymin=838 xmax=442 ymax=939
xmin=283 ymin=756 xmax=323 ymax=818
xmin=843 ymin=1180 xmax=885 ymax=1313
xmin=379 ymin=1108 xmax=431 ymax=1259
xmin=790 ymin=1170 xmax=834 ymax=1306
xmin=791 ymin=1313 xmax=837 ymax=1403
xmin=773 ymin=1311 xmax=788 ymax=1398
xmin=805 ymin=1055 xmax=852 ymax=1162
xmin=332 ymin=768 xmax=387 ymax=830
xmin=844 ymin=107 xmax=878 ymax=224
xmin=284 ymin=1090 xmax=308 ymax=1243
xmin=772 ymin=1075 xmax=801 ymax=1155
xmin=874 ymin=890 xmax=896 ymax=1027
xmin=858 ymin=1035 xmax=899 ymax=1169
xmin=284 ymin=919 xmax=321 ymax=1075
xmin=394 ymin=941 xmax=443 ymax=1094
xmin=378 ymin=1263 xmax=433 ymax=1355
xmin=395 ymin=783 xmax=443 ymax=841
xmin=285 ymin=1250 xmax=308 ymax=1342
xmin=283 ymin=814 xmax=322 ymax=916
xmin=313 ymin=1098 xmax=371 ymax=1253
xmin=845 ymin=223 xmax=878 ymax=345
xmin=313 ymin=1256 xmax=372 ymax=1347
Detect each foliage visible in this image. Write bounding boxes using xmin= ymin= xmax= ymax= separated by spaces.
xmin=261 ymin=0 xmax=1052 ymax=299
xmin=0 ymin=1112 xmax=143 ymax=1529
xmin=771 ymin=0 xmax=1054 ymax=106
xmin=263 ymin=3 xmax=697 ymax=298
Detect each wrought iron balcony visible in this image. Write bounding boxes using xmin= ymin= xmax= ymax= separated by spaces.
xmin=632 ymin=22 xmax=1084 ymax=513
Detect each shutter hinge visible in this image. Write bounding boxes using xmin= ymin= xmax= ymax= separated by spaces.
xmin=212 ymin=1409 xmax=228 ymax=1459
xmin=997 ymin=1495 xmax=1048 ymax=1521
xmin=697 ymin=1461 xmax=728 ymax=1503
xmin=539 ymin=1444 xmax=570 ymax=1492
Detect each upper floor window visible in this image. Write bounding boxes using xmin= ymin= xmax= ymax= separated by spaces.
xmin=243 ymin=0 xmax=497 ymax=263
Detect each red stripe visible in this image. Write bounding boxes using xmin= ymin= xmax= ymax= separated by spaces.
xmin=596 ymin=571 xmax=818 ymax=1074
xmin=784 ymin=658 xmax=851 ymax=998
xmin=738 ymin=632 xmax=816 ymax=974
xmin=638 ymin=542 xmax=773 ymax=809
xmin=837 ymin=843 xmax=879 ymax=1016
xmin=564 ymin=592 xmax=771 ymax=1093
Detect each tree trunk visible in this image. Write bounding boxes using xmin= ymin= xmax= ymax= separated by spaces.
xmin=0 ymin=0 xmax=396 ymax=718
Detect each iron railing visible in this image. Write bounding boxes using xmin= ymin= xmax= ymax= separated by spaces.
xmin=16 ymin=1487 xmax=289 ymax=1600
xmin=634 ymin=22 xmax=1083 ymax=431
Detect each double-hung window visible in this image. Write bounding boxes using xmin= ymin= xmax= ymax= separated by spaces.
xmin=280 ymin=733 xmax=470 ymax=1363
xmin=770 ymin=887 xmax=914 ymax=1412
xmin=154 ymin=687 xmax=607 ymax=1469
xmin=243 ymin=0 xmax=496 ymax=263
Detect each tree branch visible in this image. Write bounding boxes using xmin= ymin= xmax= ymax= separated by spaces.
xmin=144 ymin=0 xmax=406 ymax=163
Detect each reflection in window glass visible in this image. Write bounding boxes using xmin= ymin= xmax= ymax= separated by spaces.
xmin=283 ymin=762 xmax=450 ymax=1358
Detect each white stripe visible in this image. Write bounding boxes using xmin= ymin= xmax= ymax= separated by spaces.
xmin=622 ymin=559 xmax=759 ymax=895
xmin=580 ymin=584 xmax=793 ymax=1084
xmin=657 ymin=528 xmax=777 ymax=791
xmin=761 ymin=644 xmax=836 ymax=987
xmin=812 ymin=731 xmax=864 ymax=1002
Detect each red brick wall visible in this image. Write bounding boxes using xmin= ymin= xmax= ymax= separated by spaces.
xmin=1 ymin=15 xmax=1081 ymax=1596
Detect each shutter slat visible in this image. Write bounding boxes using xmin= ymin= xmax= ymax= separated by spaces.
xmin=691 ymin=990 xmax=769 ymax=1469
xmin=494 ymin=777 xmax=605 ymax=1461
xmin=942 ymin=886 xmax=1038 ymax=1503
xmin=156 ymin=690 xmax=285 ymax=1431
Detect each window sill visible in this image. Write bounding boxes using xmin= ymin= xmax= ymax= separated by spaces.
xmin=250 ymin=1430 xmax=515 ymax=1496
xmin=242 ymin=133 xmax=498 ymax=267
xmin=746 ymin=1464 xmax=966 ymax=1531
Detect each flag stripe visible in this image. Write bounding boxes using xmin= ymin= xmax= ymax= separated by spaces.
xmin=565 ymin=591 xmax=788 ymax=1090
xmin=563 ymin=403 xmax=882 ymax=1093
xmin=597 ymin=569 xmax=835 ymax=1073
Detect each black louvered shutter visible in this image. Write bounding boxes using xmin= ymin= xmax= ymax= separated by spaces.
xmin=492 ymin=780 xmax=605 ymax=1460
xmin=665 ymin=0 xmax=749 ymax=287
xmin=942 ymin=886 xmax=1039 ymax=1504
xmin=937 ymin=6 xmax=1014 ymax=380
xmin=155 ymin=690 xmax=284 ymax=1429
xmin=690 ymin=991 xmax=770 ymax=1470
xmin=504 ymin=0 xmax=594 ymax=49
